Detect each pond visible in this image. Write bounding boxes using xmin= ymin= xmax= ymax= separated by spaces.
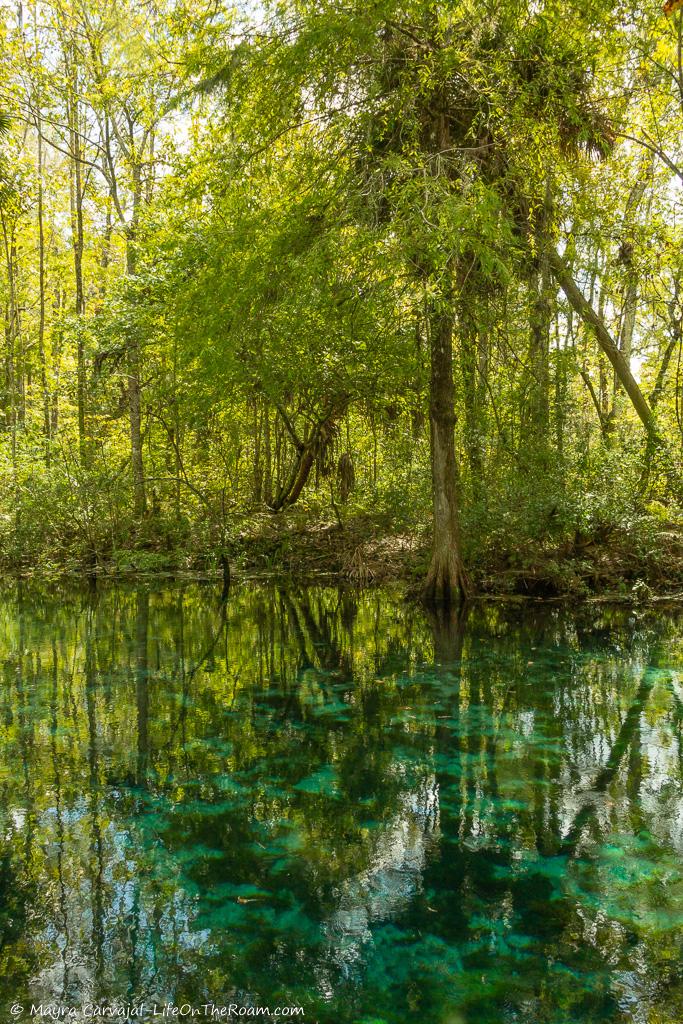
xmin=0 ymin=584 xmax=681 ymax=1024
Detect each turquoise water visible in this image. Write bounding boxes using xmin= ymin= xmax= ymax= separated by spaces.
xmin=0 ymin=585 xmax=681 ymax=1023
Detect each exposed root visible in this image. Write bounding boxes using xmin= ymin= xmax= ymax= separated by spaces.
xmin=343 ymin=544 xmax=375 ymax=585
xmin=422 ymin=554 xmax=470 ymax=607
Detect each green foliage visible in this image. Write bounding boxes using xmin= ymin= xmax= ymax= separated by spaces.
xmin=0 ymin=0 xmax=680 ymax=593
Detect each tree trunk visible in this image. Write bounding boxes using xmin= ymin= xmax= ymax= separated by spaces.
xmin=263 ymin=403 xmax=273 ymax=506
xmin=33 ymin=9 xmax=51 ymax=460
xmin=422 ymin=100 xmax=469 ymax=605
xmin=126 ymin=231 xmax=147 ymax=518
xmin=549 ymin=249 xmax=657 ymax=437
xmin=650 ymin=290 xmax=680 ymax=411
xmin=527 ymin=179 xmax=553 ymax=438
xmin=552 ymin=248 xmax=682 ymax=495
xmin=36 ymin=116 xmax=51 ymax=461
xmin=269 ymin=405 xmax=345 ymax=512
xmin=100 ymin=106 xmax=149 ymax=519
xmin=252 ymin=394 xmax=262 ymax=502
xmin=1 ymin=212 xmax=18 ymax=472
xmin=51 ymin=287 xmax=63 ymax=434
xmin=423 ymin=300 xmax=469 ymax=606
xmin=616 ymin=165 xmax=650 ymax=400
xmin=460 ymin=309 xmax=486 ymax=490
xmin=67 ymin=54 xmax=88 ymax=465
xmin=528 ymin=263 xmax=551 ymax=432
xmin=12 ymin=235 xmax=25 ymax=428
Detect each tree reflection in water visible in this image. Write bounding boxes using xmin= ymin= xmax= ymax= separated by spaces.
xmin=0 ymin=585 xmax=680 ymax=1023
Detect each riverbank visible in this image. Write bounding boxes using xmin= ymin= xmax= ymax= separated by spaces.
xmin=230 ymin=511 xmax=683 ymax=601
xmin=25 ymin=507 xmax=681 ymax=603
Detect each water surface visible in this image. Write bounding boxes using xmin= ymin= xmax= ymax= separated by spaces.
xmin=0 ymin=584 xmax=681 ymax=1023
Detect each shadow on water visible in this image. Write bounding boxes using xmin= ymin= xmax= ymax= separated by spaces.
xmin=0 ymin=583 xmax=681 ymax=1023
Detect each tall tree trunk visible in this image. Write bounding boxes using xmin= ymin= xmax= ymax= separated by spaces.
xmin=36 ymin=112 xmax=51 ymax=460
xmin=422 ymin=100 xmax=469 ymax=605
xmin=554 ymin=326 xmax=568 ymax=458
xmin=99 ymin=188 xmax=113 ymax=295
xmin=51 ymin=287 xmax=63 ymax=434
xmin=252 ymin=394 xmax=262 ymax=503
xmin=1 ymin=212 xmax=18 ymax=473
xmin=126 ymin=226 xmax=147 ymax=518
xmin=423 ymin=298 xmax=469 ymax=605
xmin=650 ymin=286 xmax=681 ymax=412
xmin=100 ymin=105 xmax=150 ymax=519
xmin=459 ymin=307 xmax=486 ymax=492
xmin=32 ymin=6 xmax=51 ymax=460
xmin=67 ymin=55 xmax=88 ymax=465
xmin=528 ymin=263 xmax=551 ymax=432
xmin=619 ymin=262 xmax=637 ymax=368
xmin=12 ymin=235 xmax=25 ymax=428
xmin=527 ymin=179 xmax=553 ymax=439
xmin=172 ymin=335 xmax=182 ymax=519
xmin=615 ymin=164 xmax=651 ymax=414
xmin=263 ymin=403 xmax=273 ymax=506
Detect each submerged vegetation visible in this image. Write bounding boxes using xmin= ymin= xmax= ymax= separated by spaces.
xmin=0 ymin=583 xmax=681 ymax=1022
xmin=0 ymin=0 xmax=682 ymax=598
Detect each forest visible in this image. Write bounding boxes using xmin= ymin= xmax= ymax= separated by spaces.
xmin=2 ymin=4 xmax=683 ymax=1018
xmin=0 ymin=0 xmax=683 ymax=603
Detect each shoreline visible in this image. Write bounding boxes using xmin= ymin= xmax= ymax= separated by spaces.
xmin=1 ymin=526 xmax=681 ymax=606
